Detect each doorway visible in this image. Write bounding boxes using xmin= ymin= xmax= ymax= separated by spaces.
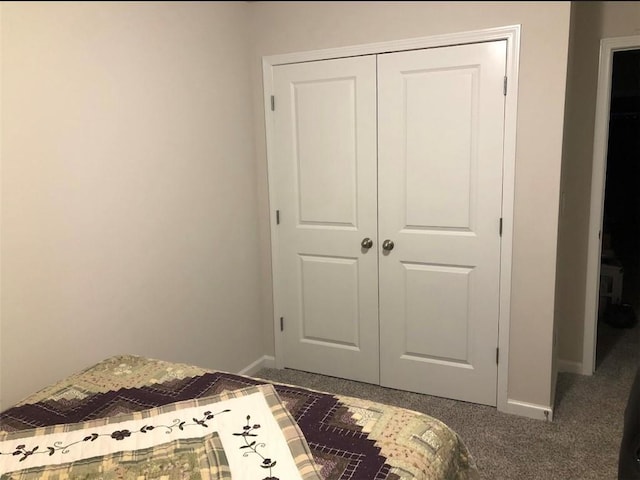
xmin=596 ymin=49 xmax=640 ymax=366
xmin=585 ymin=35 xmax=640 ymax=374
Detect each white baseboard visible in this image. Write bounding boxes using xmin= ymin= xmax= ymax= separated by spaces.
xmin=238 ymin=355 xmax=276 ymax=376
xmin=558 ymin=359 xmax=584 ymax=374
xmin=505 ymin=399 xmax=553 ymax=422
xmin=240 ymin=358 xmax=556 ymax=422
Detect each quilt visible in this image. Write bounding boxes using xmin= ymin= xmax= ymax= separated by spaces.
xmin=0 ymin=384 xmax=321 ymax=480
xmin=0 ymin=355 xmax=480 ymax=480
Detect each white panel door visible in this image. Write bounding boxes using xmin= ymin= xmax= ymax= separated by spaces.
xmin=272 ymin=56 xmax=379 ymax=384
xmin=377 ymin=41 xmax=507 ymax=405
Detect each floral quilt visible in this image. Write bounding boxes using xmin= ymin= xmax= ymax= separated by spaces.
xmin=0 ymin=384 xmax=320 ymax=480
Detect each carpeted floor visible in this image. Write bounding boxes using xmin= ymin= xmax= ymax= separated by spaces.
xmin=256 ymin=322 xmax=639 ymax=480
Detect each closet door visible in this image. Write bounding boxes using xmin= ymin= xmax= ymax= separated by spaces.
xmin=377 ymin=41 xmax=507 ymax=405
xmin=272 ymin=56 xmax=379 ymax=384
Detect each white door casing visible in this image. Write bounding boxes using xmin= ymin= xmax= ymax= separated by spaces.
xmin=264 ymin=26 xmax=520 ymax=413
xmin=271 ymin=56 xmax=380 ymax=384
xmin=377 ymin=41 xmax=507 ymax=406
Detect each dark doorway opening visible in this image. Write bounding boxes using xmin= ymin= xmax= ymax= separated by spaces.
xmin=597 ymin=49 xmax=640 ymax=367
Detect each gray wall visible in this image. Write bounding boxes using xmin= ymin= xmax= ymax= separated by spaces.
xmin=0 ymin=0 xmax=599 ymax=413
xmin=249 ymin=1 xmax=572 ymax=408
xmin=0 ymin=2 xmax=263 ymax=407
xmin=556 ymin=1 xmax=640 ymax=369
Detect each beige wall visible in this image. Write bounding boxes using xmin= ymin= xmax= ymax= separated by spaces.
xmin=600 ymin=1 xmax=640 ymax=37
xmin=0 ymin=2 xmax=263 ymax=407
xmin=556 ymin=2 xmax=604 ymax=367
xmin=0 ymin=0 xmax=579 ymax=412
xmin=249 ymin=1 xmax=572 ymax=407
xmin=557 ymin=1 xmax=640 ymax=367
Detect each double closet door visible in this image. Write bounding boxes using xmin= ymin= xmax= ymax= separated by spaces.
xmin=271 ymin=40 xmax=507 ymax=406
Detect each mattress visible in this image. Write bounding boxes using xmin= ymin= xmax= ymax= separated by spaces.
xmin=0 ymin=355 xmax=479 ymax=480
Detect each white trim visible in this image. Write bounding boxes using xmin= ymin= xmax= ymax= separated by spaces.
xmin=550 ymin=365 xmax=558 ymax=417
xmin=0 ymin=1 xmax=3 ymax=413
xmin=264 ymin=25 xmax=521 ymax=66
xmin=558 ymin=359 xmax=583 ymax=374
xmin=496 ymin=25 xmax=520 ymax=416
xmin=505 ymin=399 xmax=554 ymax=422
xmin=237 ymin=355 xmax=276 ymax=377
xmin=583 ymin=35 xmax=640 ymax=376
xmin=262 ymin=58 xmax=284 ymax=370
xmin=263 ymin=25 xmax=521 ymax=414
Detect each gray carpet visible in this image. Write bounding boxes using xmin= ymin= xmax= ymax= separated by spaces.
xmin=256 ymin=322 xmax=639 ymax=480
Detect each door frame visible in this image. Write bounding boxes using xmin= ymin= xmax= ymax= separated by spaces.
xmin=583 ymin=35 xmax=640 ymax=375
xmin=262 ymin=25 xmax=521 ymax=413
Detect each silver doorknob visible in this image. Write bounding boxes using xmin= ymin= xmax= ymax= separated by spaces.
xmin=382 ymin=239 xmax=395 ymax=251
xmin=361 ymin=237 xmax=373 ymax=249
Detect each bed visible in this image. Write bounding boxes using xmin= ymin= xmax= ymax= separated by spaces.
xmin=0 ymin=355 xmax=479 ymax=479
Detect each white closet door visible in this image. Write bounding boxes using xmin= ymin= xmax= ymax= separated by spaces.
xmin=272 ymin=56 xmax=379 ymax=384
xmin=377 ymin=41 xmax=507 ymax=405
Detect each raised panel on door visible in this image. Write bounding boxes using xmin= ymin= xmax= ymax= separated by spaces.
xmin=272 ymin=56 xmax=379 ymax=384
xmin=378 ymin=41 xmax=507 ymax=405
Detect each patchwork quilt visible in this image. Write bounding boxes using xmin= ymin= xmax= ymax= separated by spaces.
xmin=0 ymin=355 xmax=480 ymax=480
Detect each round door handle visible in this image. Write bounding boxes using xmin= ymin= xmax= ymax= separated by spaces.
xmin=361 ymin=237 xmax=373 ymax=249
xmin=382 ymin=239 xmax=394 ymax=251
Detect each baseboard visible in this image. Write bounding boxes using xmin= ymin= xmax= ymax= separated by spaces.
xmin=558 ymin=359 xmax=583 ymax=374
xmin=505 ymin=399 xmax=553 ymax=422
xmin=237 ymin=355 xmax=276 ymax=376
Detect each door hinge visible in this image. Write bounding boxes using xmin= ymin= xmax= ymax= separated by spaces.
xmin=271 ymin=95 xmax=275 ymax=111
xmin=499 ymin=217 xmax=503 ymax=236
xmin=496 ymin=347 xmax=500 ymax=364
xmin=503 ymin=76 xmax=508 ymax=96
xmin=280 ymin=317 xmax=284 ymax=332
xmin=276 ymin=210 xmax=280 ymax=225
